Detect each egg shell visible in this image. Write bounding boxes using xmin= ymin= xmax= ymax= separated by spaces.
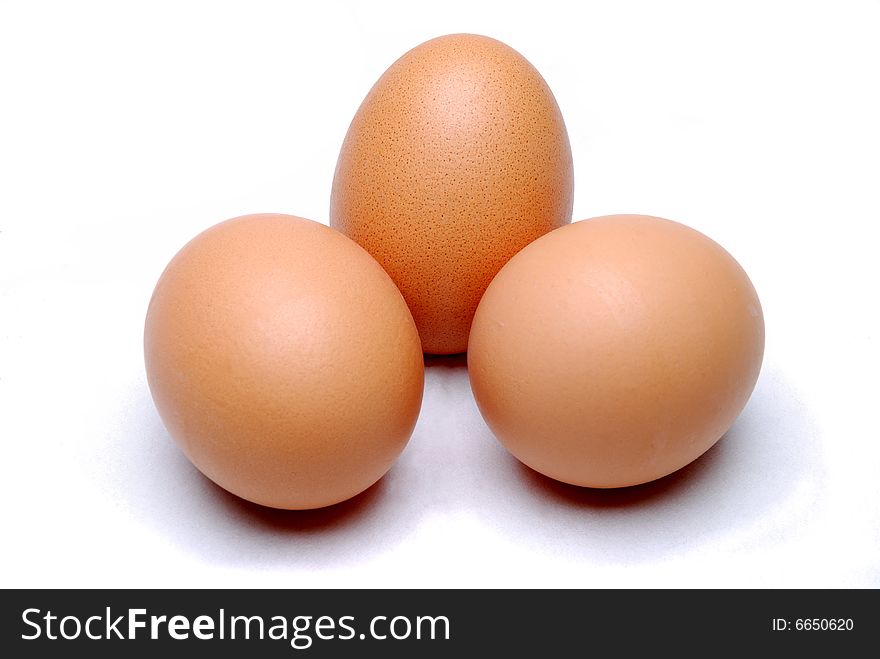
xmin=468 ymin=214 xmax=765 ymax=488
xmin=144 ymin=214 xmax=424 ymax=509
xmin=331 ymin=33 xmax=574 ymax=354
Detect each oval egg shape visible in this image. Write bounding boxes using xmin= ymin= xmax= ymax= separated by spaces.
xmin=468 ymin=214 xmax=765 ymax=488
xmin=331 ymin=34 xmax=574 ymax=354
xmin=144 ymin=214 xmax=424 ymax=510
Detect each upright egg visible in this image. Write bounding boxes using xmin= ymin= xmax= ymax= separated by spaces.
xmin=468 ymin=215 xmax=765 ymax=488
xmin=331 ymin=34 xmax=574 ymax=354
xmin=144 ymin=214 xmax=424 ymax=509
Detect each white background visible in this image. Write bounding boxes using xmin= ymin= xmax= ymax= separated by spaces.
xmin=2 ymin=0 xmax=878 ymax=588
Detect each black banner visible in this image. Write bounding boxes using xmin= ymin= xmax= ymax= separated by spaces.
xmin=1 ymin=589 xmax=875 ymax=656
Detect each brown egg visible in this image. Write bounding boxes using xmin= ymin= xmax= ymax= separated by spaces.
xmin=331 ymin=34 xmax=573 ymax=354
xmin=468 ymin=215 xmax=765 ymax=488
xmin=144 ymin=214 xmax=424 ymax=509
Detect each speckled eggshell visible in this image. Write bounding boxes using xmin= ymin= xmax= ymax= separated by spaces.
xmin=468 ymin=214 xmax=765 ymax=488
xmin=144 ymin=214 xmax=424 ymax=510
xmin=331 ymin=34 xmax=574 ymax=354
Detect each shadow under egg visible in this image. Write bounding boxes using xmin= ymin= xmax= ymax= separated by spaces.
xmin=114 ymin=387 xmax=421 ymax=568
xmin=471 ymin=366 xmax=822 ymax=563
xmin=513 ymin=433 xmax=728 ymax=510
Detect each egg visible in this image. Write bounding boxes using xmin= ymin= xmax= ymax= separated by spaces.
xmin=144 ymin=214 xmax=424 ymax=509
xmin=330 ymin=34 xmax=574 ymax=354
xmin=468 ymin=214 xmax=765 ymax=488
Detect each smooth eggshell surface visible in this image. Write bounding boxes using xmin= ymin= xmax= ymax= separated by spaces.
xmin=331 ymin=34 xmax=574 ymax=354
xmin=468 ymin=214 xmax=765 ymax=488
xmin=144 ymin=214 xmax=424 ymax=509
